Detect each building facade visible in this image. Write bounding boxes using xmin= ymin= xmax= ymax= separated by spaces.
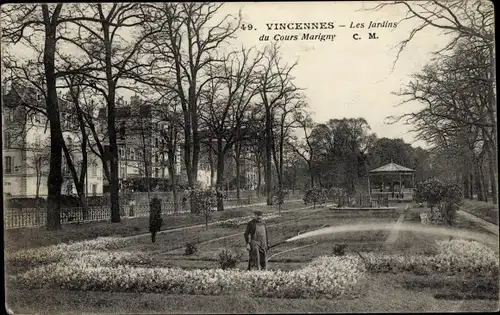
xmin=3 ymin=85 xmax=104 ymax=197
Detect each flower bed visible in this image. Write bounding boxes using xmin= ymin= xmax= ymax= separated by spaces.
xmin=6 ymin=237 xmax=132 ymax=266
xmin=363 ymin=239 xmax=499 ymax=276
xmin=14 ymin=247 xmax=366 ymax=298
xmin=219 ymin=214 xmax=281 ymax=228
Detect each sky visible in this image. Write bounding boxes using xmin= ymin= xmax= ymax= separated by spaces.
xmin=3 ymin=2 xmax=457 ymax=149
xmin=222 ymin=1 xmax=455 ymax=148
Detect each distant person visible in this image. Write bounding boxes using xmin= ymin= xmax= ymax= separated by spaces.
xmin=129 ymin=199 xmax=136 ymax=217
xmin=182 ymin=196 xmax=187 ymax=212
xmin=244 ymin=211 xmax=269 ymax=270
xmin=149 ymin=198 xmax=163 ymax=243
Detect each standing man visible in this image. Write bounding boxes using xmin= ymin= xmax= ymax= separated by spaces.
xmin=244 ymin=211 xmax=269 ymax=270
xmin=149 ymin=198 xmax=163 ymax=243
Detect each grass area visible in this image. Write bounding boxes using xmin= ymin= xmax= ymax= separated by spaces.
xmin=5 ymin=203 xmax=499 ymax=313
xmin=393 ymin=206 xmax=497 ymax=255
xmin=6 ymin=273 xmax=499 ymax=313
xmin=127 ymin=210 xmax=400 ymax=271
xmin=461 ymin=199 xmax=499 ymax=225
xmin=4 ymin=201 xmax=305 ymax=251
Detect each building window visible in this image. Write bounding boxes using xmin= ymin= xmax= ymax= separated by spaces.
xmin=5 ymin=132 xmax=12 ymax=147
xmin=5 ymin=156 xmax=12 ymax=173
xmin=7 ymin=109 xmax=14 ymax=122
xmin=92 ymin=184 xmax=97 ymax=196
xmin=155 ymin=168 xmax=159 ymax=178
xmin=155 ymin=153 xmax=159 ymax=163
xmin=91 ymin=162 xmax=97 ymax=176
xmin=155 ymin=138 xmax=158 ymax=148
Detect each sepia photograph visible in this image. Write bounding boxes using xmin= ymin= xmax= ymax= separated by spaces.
xmin=2 ymin=1 xmax=498 ymax=313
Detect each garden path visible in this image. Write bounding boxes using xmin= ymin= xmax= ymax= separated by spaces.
xmin=382 ymin=203 xmax=410 ymax=249
xmin=126 ymin=202 xmax=318 ymax=241
xmin=457 ymin=210 xmax=498 ymax=235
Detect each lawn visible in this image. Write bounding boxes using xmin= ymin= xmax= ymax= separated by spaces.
xmin=5 ymin=203 xmax=499 ymax=313
xmin=4 ymin=200 xmax=305 ymax=251
xmin=5 ymin=274 xmax=498 ymax=313
xmin=134 ymin=209 xmax=400 ymax=271
xmin=461 ymin=199 xmax=499 ymax=225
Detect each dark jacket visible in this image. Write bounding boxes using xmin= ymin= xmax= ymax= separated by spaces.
xmin=149 ymin=202 xmax=163 ymax=232
xmin=244 ymin=218 xmax=269 ymax=247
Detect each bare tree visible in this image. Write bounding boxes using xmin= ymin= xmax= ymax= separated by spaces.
xmin=372 ymin=0 xmax=496 ymax=200
xmin=64 ymin=3 xmax=168 ymax=222
xmin=287 ymin=110 xmax=316 ymax=188
xmin=1 ymin=4 xmax=103 ymax=229
xmin=256 ymin=43 xmax=300 ymax=205
xmin=392 ymin=40 xmax=496 ymax=203
xmin=200 ymin=48 xmax=263 ymax=211
xmin=271 ymin=93 xmax=305 ymax=195
xmin=145 ymin=3 xmax=241 ymax=213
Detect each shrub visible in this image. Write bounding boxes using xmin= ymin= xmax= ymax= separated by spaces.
xmin=414 ymin=179 xmax=462 ymax=226
xmin=185 ymin=243 xmax=198 ymax=256
xmin=188 ymin=188 xmax=217 ymax=227
xmin=218 ymin=248 xmax=243 ymax=270
xmin=327 ymin=187 xmax=344 ymax=200
xmin=7 ymin=197 xmax=46 ymax=209
xmin=273 ymin=190 xmax=288 ymax=212
xmin=333 ymin=244 xmax=347 ymax=256
xmin=303 ymin=187 xmax=328 ymax=208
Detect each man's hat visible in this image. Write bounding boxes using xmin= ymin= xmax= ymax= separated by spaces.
xmin=254 ymin=210 xmax=263 ymax=216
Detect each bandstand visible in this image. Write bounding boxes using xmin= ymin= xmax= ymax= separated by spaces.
xmin=367 ymin=161 xmax=415 ymax=201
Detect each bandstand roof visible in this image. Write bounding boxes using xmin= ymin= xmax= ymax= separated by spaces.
xmin=368 ymin=162 xmax=415 ymax=174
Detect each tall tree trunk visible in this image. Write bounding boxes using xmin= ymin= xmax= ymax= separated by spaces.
xmin=102 ymin=22 xmax=120 ymax=223
xmin=488 ymin=151 xmax=497 ymax=204
xmin=480 ymin=163 xmax=488 ymax=203
xmin=235 ymin=141 xmax=241 ymax=202
xmin=483 ymin=130 xmax=497 ymax=204
xmin=208 ymin=141 xmax=215 ymax=187
xmin=310 ymin=170 xmax=314 ymax=188
xmin=43 ymin=6 xmax=63 ymax=230
xmin=474 ymin=164 xmax=484 ymax=201
xmin=469 ymin=173 xmax=474 ymax=200
xmin=462 ymin=173 xmax=470 ymax=199
xmin=216 ymin=139 xmax=225 ymax=212
xmin=62 ymin=141 xmax=89 ymax=220
xmin=256 ymin=154 xmax=262 ymax=197
xmin=265 ymin=108 xmax=273 ymax=205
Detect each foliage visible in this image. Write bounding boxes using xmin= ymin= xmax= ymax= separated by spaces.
xmin=184 ymin=243 xmax=198 ymax=256
xmin=273 ymin=189 xmax=288 ymax=207
xmin=13 ymin=235 xmax=367 ymax=298
xmin=217 ymin=248 xmax=243 ymax=270
xmin=303 ymin=187 xmax=328 ymax=208
xmin=122 ymin=178 xmax=189 ymax=192
xmin=333 ymin=244 xmax=348 ymax=256
xmin=414 ymin=179 xmax=463 ymax=225
xmin=7 ymin=197 xmax=46 ymax=209
xmin=189 ymin=188 xmax=217 ymax=227
xmin=363 ymin=239 xmax=498 ymax=276
xmin=326 ymin=187 xmax=344 ymax=200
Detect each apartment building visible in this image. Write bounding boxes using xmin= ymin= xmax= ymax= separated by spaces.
xmin=2 ymin=84 xmax=104 ymax=197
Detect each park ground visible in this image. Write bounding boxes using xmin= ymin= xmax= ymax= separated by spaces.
xmin=4 ymin=199 xmax=500 ymax=313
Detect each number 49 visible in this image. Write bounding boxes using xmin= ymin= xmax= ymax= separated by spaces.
xmin=241 ymin=24 xmax=253 ymax=31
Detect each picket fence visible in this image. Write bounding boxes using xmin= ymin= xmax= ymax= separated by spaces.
xmin=4 ymin=193 xmax=300 ymax=230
